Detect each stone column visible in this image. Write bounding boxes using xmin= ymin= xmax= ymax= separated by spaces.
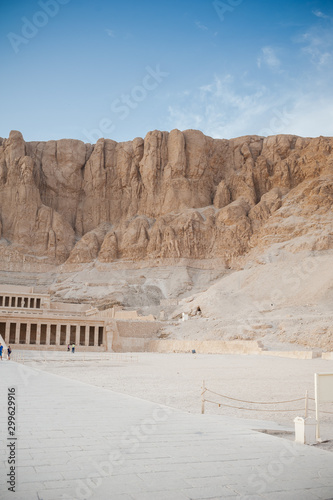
xmin=36 ymin=323 xmax=41 ymax=345
xmin=55 ymin=324 xmax=61 ymax=346
xmin=46 ymin=324 xmax=51 ymax=345
xmin=15 ymin=323 xmax=20 ymax=344
xmin=94 ymin=326 xmax=99 ymax=347
xmin=85 ymin=325 xmax=89 ymax=347
xmin=75 ymin=325 xmax=80 ymax=347
xmin=65 ymin=325 xmax=70 ymax=346
xmin=5 ymin=322 xmax=10 ymax=344
xmin=99 ymin=326 xmax=104 ymax=347
xmin=105 ymin=325 xmax=114 ymax=352
xmin=26 ymin=323 xmax=31 ymax=345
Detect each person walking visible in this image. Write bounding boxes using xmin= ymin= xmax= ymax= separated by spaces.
xmin=0 ymin=343 xmax=3 ymax=360
xmin=7 ymin=345 xmax=12 ymax=360
xmin=67 ymin=344 xmax=70 ymax=352
xmin=72 ymin=343 xmax=75 ymax=353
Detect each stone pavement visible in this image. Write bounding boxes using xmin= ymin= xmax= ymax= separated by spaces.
xmin=1 ymin=360 xmax=333 ymax=500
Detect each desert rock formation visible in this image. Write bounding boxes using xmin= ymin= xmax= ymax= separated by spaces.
xmin=0 ymin=130 xmax=332 ymax=266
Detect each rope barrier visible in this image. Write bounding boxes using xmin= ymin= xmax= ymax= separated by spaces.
xmin=205 ymin=388 xmax=305 ymax=405
xmin=204 ymin=398 xmax=305 ymax=412
xmin=303 ymin=407 xmax=333 ymax=415
xmin=206 ymin=401 xmax=333 ymax=414
xmin=201 ymin=382 xmax=333 ymax=418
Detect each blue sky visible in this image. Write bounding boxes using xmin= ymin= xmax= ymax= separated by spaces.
xmin=1 ymin=0 xmax=333 ymax=143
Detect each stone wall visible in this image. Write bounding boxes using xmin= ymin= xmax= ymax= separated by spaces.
xmin=146 ymin=339 xmax=262 ymax=354
xmin=117 ymin=338 xmax=149 ymax=352
xmin=114 ymin=311 xmax=155 ymax=321
xmin=0 ymin=285 xmax=33 ymax=294
xmin=50 ymin=302 xmax=90 ymax=312
xmin=110 ymin=320 xmax=162 ymax=352
xmin=322 ymin=352 xmax=333 ymax=360
xmin=260 ymin=351 xmax=321 ymax=360
xmin=116 ymin=321 xmax=162 ymax=339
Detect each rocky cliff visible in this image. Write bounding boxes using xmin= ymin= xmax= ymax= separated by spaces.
xmin=0 ymin=129 xmax=332 ymax=266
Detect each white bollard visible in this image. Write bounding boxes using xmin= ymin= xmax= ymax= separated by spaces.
xmin=294 ymin=416 xmax=317 ymax=445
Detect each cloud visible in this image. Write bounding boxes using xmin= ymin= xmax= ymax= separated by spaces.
xmin=295 ymin=24 xmax=333 ymax=67
xmin=257 ymin=46 xmax=281 ymax=70
xmin=195 ymin=21 xmax=208 ymax=31
xmin=312 ymin=10 xmax=329 ymax=19
xmin=166 ymin=71 xmax=333 ymax=139
xmin=282 ymin=95 xmax=333 ymax=137
xmin=167 ymin=75 xmax=281 ymax=139
xmin=166 ymin=15 xmax=333 ymax=140
xmin=105 ymin=29 xmax=115 ymax=37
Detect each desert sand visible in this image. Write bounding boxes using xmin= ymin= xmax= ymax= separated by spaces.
xmin=20 ymin=351 xmax=333 ymax=443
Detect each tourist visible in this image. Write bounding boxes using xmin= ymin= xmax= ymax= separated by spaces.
xmin=67 ymin=344 xmax=70 ymax=352
xmin=0 ymin=343 xmax=3 ymax=360
xmin=7 ymin=345 xmax=12 ymax=360
xmin=72 ymin=343 xmax=75 ymax=353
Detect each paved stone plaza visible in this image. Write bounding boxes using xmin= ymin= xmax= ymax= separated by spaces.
xmin=1 ymin=360 xmax=333 ymax=500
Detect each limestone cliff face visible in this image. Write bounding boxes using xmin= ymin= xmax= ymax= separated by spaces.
xmin=0 ymin=129 xmax=332 ymax=265
xmin=0 ymin=131 xmax=76 ymax=263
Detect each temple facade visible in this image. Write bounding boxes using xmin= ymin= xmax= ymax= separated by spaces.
xmin=0 ymin=285 xmax=161 ymax=352
xmin=0 ymin=285 xmax=106 ymax=351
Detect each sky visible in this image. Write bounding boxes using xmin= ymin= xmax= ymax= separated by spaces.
xmin=1 ymin=0 xmax=333 ymax=143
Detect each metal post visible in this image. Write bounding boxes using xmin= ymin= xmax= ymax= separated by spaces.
xmin=314 ymin=374 xmax=320 ymax=442
xmin=305 ymin=389 xmax=308 ymax=418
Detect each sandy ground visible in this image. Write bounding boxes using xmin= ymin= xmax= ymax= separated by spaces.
xmin=19 ymin=351 xmax=333 ymax=445
xmin=169 ymin=250 xmax=333 ymax=351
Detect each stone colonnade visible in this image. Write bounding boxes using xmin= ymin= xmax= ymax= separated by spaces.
xmin=0 ymin=294 xmax=44 ymax=309
xmin=0 ymin=320 xmax=104 ymax=347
